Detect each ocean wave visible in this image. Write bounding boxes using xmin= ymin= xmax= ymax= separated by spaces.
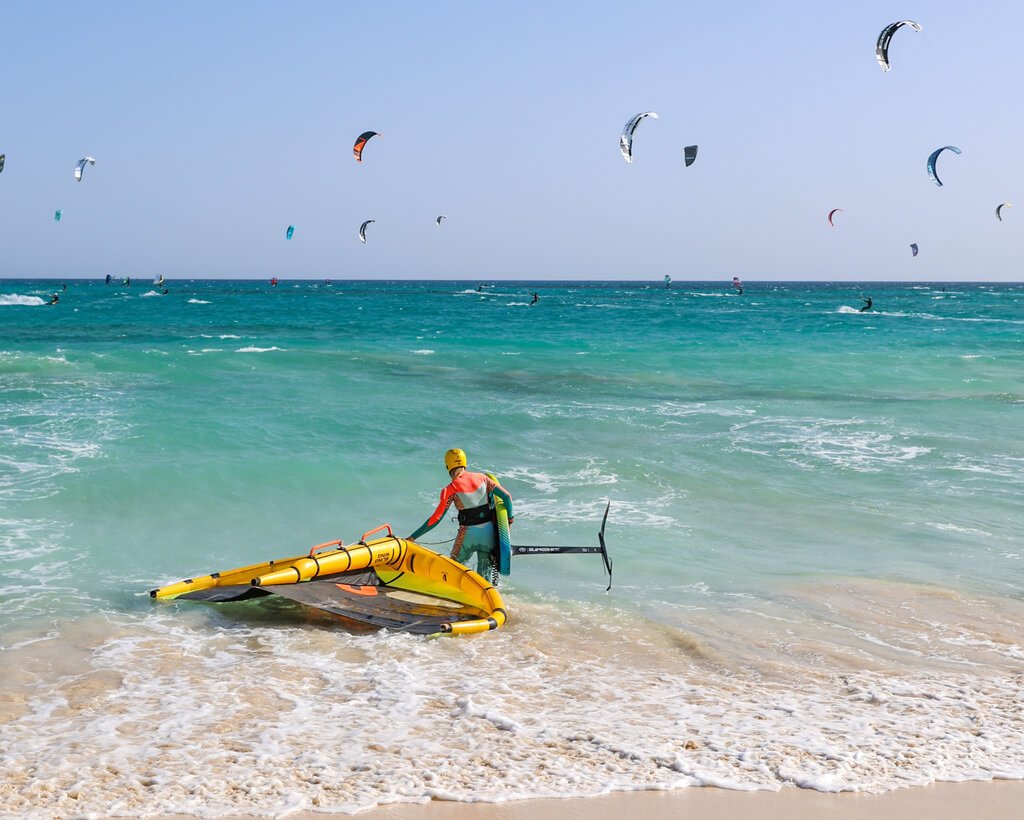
xmin=730 ymin=417 xmax=931 ymax=472
xmin=235 ymin=346 xmax=284 ymax=353
xmin=1 ymin=593 xmax=1023 ymax=818
xmin=0 ymin=294 xmax=46 ymax=307
xmin=502 ymin=461 xmax=619 ymax=494
xmin=187 ymin=298 xmax=211 ymax=304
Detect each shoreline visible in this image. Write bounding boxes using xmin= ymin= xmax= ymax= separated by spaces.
xmin=151 ymin=780 xmax=1024 ymax=820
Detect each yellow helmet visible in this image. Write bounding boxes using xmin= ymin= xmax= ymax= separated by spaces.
xmin=444 ymin=448 xmax=467 ymax=472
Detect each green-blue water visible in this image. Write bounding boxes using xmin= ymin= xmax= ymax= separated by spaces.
xmin=2 ymin=278 xmax=1023 ymax=816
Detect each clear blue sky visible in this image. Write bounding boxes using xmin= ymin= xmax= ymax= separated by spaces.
xmin=2 ymin=1 xmax=1020 ymax=280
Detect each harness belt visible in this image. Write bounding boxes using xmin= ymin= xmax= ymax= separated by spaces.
xmin=457 ymin=504 xmax=492 ymax=526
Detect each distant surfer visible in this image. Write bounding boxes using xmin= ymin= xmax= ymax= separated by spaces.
xmin=476 ymin=284 xmax=483 ymax=292
xmin=62 ymin=283 xmax=67 ymax=291
xmin=105 ymin=274 xmax=111 ymax=285
xmin=271 ymin=277 xmax=278 ymax=287
xmin=530 ymin=292 xmax=539 ymax=305
xmin=859 ymin=296 xmax=873 ymax=312
xmin=162 ymin=288 xmax=169 ymax=295
xmin=48 ymin=293 xmax=59 ymax=305
xmin=732 ymin=276 xmax=743 ymax=295
xmin=408 ymin=448 xmax=514 ymax=581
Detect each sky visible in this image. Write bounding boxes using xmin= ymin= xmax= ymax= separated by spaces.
xmin=1 ymin=1 xmax=1021 ymax=281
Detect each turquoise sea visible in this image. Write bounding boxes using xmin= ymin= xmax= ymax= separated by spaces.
xmin=2 ymin=278 xmax=1023 ymax=817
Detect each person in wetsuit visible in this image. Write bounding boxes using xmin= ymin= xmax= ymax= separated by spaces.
xmin=48 ymin=293 xmax=59 ymax=305
xmin=859 ymin=296 xmax=873 ymax=312
xmin=530 ymin=292 xmax=539 ymax=305
xmin=408 ymin=448 xmax=514 ymax=580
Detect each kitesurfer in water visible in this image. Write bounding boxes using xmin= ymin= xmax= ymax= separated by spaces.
xmin=105 ymin=274 xmax=111 ymax=285
xmin=530 ymin=292 xmax=539 ymax=305
xmin=409 ymin=448 xmax=514 ymax=580
xmin=48 ymin=293 xmax=59 ymax=305
xmin=859 ymin=296 xmax=873 ymax=313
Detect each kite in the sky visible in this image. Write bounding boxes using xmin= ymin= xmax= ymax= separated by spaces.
xmin=683 ymin=145 xmax=698 ymax=167
xmin=353 ymin=132 xmax=379 ymax=162
xmin=74 ymin=157 xmax=96 ymax=182
xmin=620 ymin=112 xmax=658 ymax=163
xmin=927 ymin=146 xmax=961 ymax=187
xmin=876 ymin=21 xmax=922 ymax=72
xmin=286 ymin=225 xmax=295 ymax=240
xmin=828 ymin=208 xmax=843 ymax=227
xmin=359 ymin=219 xmax=375 ymax=244
xmin=996 ymin=203 xmax=1012 ymax=222
xmin=910 ymin=243 xmax=919 ymax=257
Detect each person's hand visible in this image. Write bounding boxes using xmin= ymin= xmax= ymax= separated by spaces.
xmin=508 ymin=516 xmax=514 ymax=525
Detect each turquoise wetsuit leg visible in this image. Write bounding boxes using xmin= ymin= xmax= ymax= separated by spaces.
xmin=457 ymin=521 xmax=496 ymax=578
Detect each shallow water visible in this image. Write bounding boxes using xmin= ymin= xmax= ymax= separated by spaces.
xmin=1 ymin=279 xmax=1023 ymax=817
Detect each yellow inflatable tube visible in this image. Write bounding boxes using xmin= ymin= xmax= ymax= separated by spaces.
xmin=151 ymin=524 xmax=506 ymax=636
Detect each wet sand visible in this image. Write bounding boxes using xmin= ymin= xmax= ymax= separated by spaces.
xmin=155 ymin=779 xmax=1024 ymax=820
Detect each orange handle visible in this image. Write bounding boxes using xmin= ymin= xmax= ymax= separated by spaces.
xmin=360 ymin=523 xmax=394 ymax=542
xmin=308 ymin=538 xmax=344 ymax=557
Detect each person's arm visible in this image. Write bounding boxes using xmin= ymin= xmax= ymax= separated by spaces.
xmin=486 ymin=477 xmax=514 ymax=523
xmin=409 ymin=485 xmax=455 ymax=540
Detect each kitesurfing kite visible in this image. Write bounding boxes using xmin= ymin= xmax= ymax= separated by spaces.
xmin=620 ymin=112 xmax=658 ymax=163
xmin=927 ymin=146 xmax=961 ymax=187
xmin=54 ymin=209 xmax=62 ymax=222
xmin=828 ymin=208 xmax=843 ymax=227
xmin=0 ymin=154 xmax=5 ymax=174
xmin=876 ymin=21 xmax=922 ymax=72
xmin=683 ymin=145 xmax=698 ymax=167
xmin=436 ymin=215 xmax=446 ymax=226
xmin=74 ymin=157 xmax=96 ymax=182
xmin=353 ymin=131 xmax=379 ymax=163
xmin=286 ymin=225 xmax=295 ymax=240
xmin=910 ymin=243 xmax=919 ymax=257
xmin=996 ymin=203 xmax=1012 ymax=221
xmin=359 ymin=219 xmax=375 ymax=244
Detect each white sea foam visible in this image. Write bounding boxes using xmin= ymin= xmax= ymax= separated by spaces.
xmin=1 ymin=589 xmax=1022 ymax=818
xmin=926 ymin=522 xmax=994 ymax=538
xmin=730 ymin=417 xmax=931 ymax=472
xmin=141 ymin=290 xmax=163 ymax=297
xmin=411 ymin=349 xmax=435 ymax=355
xmin=187 ymin=298 xmax=211 ymax=304
xmin=502 ymin=461 xmax=619 ymax=494
xmin=236 ymin=346 xmax=284 ymax=353
xmin=0 ymin=294 xmax=46 ymax=307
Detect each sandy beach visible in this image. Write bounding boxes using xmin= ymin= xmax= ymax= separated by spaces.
xmin=153 ymin=780 xmax=1024 ymax=820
